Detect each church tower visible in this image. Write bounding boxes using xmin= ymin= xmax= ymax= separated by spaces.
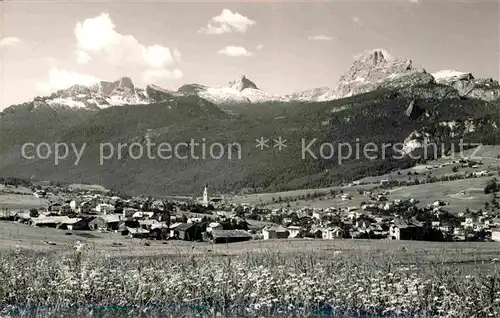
xmin=202 ymin=185 xmax=209 ymax=207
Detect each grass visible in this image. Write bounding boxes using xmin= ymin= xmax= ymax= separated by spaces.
xmin=0 ymin=194 xmax=48 ymax=211
xmin=1 ymin=242 xmax=500 ymax=317
xmin=2 ymin=221 xmax=500 ymax=316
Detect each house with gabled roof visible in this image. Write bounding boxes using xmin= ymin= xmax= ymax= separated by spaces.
xmin=174 ymin=223 xmax=204 ymax=241
xmin=208 ymin=229 xmax=252 ymax=244
xmin=29 ymin=216 xmax=71 ymax=228
xmin=262 ymin=225 xmax=289 ymax=240
xmin=389 ymin=218 xmax=424 ymax=240
xmin=57 ymin=218 xmax=83 ymax=230
xmin=126 ymin=226 xmax=150 ymax=238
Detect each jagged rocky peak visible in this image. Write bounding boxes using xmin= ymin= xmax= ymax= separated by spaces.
xmin=90 ymin=76 xmax=135 ymax=96
xmin=355 ymin=49 xmax=396 ymax=67
xmin=334 ymin=48 xmax=434 ymax=99
xmin=15 ymin=75 xmax=157 ymax=111
xmin=344 ymin=49 xmax=414 ymax=81
xmin=117 ymin=76 xmax=135 ymax=90
xmin=226 ymin=75 xmax=259 ymax=92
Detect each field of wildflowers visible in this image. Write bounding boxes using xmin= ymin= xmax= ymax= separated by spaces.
xmin=0 ymin=245 xmax=500 ymax=317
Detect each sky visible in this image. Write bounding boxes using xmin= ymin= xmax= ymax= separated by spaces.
xmin=0 ymin=0 xmax=499 ymax=109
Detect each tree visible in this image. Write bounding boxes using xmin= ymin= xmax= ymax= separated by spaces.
xmin=181 ymin=214 xmax=188 ymax=223
xmin=484 ymin=179 xmax=499 ymax=194
xmin=29 ymin=208 xmax=39 ymax=218
xmin=491 ymin=195 xmax=499 ymax=209
xmin=114 ymin=200 xmax=124 ymax=214
xmin=235 ymin=205 xmax=245 ymax=217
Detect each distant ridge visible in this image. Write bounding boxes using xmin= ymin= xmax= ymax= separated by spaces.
xmin=3 ymin=48 xmax=500 ymax=112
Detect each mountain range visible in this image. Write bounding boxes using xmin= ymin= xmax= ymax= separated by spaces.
xmin=1 ymin=49 xmax=500 ymax=196
xmin=4 ymin=49 xmax=499 ymax=113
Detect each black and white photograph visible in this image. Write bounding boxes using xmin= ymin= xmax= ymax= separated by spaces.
xmin=0 ymin=0 xmax=500 ymax=316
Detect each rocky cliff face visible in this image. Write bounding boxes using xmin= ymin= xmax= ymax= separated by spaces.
xmin=334 ymin=49 xmax=435 ymax=98
xmin=88 ymin=77 xmax=150 ymax=107
xmin=433 ymin=70 xmax=500 ymax=101
xmin=226 ymin=75 xmax=259 ymax=91
xmin=16 ymin=77 xmax=154 ymax=111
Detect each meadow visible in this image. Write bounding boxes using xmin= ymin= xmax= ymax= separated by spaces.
xmin=2 ymin=237 xmax=500 ymax=317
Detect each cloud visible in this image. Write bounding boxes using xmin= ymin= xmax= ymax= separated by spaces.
xmin=256 ymin=44 xmax=264 ymax=50
xmin=37 ymin=68 xmax=101 ymax=92
xmin=76 ymin=50 xmax=92 ymax=64
xmin=0 ymin=37 xmax=22 ymax=47
xmin=308 ymin=35 xmax=334 ymax=41
xmin=352 ymin=16 xmax=362 ymax=26
xmin=198 ymin=9 xmax=256 ymax=34
xmin=75 ymin=14 xmax=116 ymax=52
xmin=217 ymin=46 xmax=252 ymax=57
xmin=74 ymin=13 xmax=181 ymax=75
xmin=142 ymin=69 xmax=183 ymax=82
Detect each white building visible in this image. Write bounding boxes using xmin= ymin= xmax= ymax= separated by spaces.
xmin=321 ymin=227 xmax=344 ymax=240
xmin=202 ymin=186 xmax=209 ymax=207
xmin=95 ymin=203 xmax=114 ymax=214
xmin=69 ymin=200 xmax=81 ymax=212
xmin=262 ymin=226 xmax=289 ymax=240
xmin=491 ymin=229 xmax=500 ymax=242
xmin=287 ymin=226 xmax=302 ymax=238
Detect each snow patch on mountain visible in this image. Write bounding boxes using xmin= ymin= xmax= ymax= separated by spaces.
xmin=27 ymin=77 xmax=162 ymax=110
xmin=432 ymin=70 xmax=472 ymax=82
xmin=192 ymin=75 xmax=289 ymax=104
xmin=286 ymin=87 xmax=337 ymax=102
xmin=47 ymin=97 xmax=88 ymax=109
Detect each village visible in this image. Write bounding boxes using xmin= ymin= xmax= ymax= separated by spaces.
xmin=2 ymin=155 xmax=500 ymax=245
